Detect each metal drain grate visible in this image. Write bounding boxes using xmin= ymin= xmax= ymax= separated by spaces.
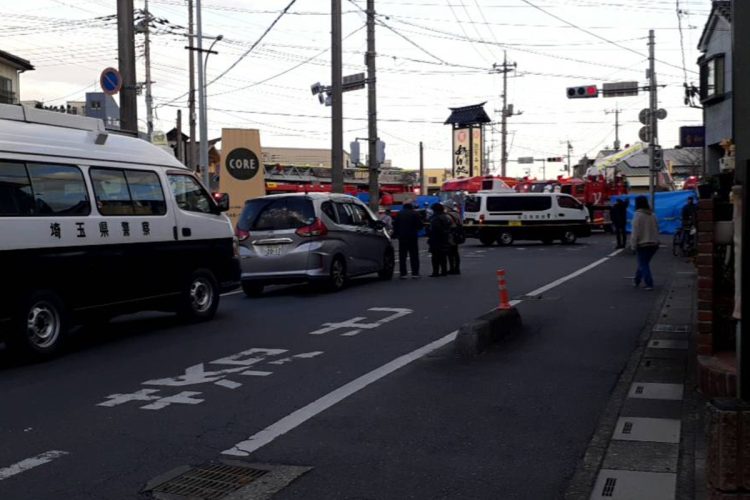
xmin=601 ymin=477 xmax=617 ymax=497
xmin=151 ymin=463 xmax=269 ymax=499
xmin=622 ymin=422 xmax=633 ymax=434
xmin=653 ymin=324 xmax=690 ymax=333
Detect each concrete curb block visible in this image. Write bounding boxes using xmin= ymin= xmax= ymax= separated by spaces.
xmin=454 ymin=307 xmax=522 ymax=358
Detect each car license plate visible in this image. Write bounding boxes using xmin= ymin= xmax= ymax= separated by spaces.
xmin=262 ymin=245 xmax=283 ymax=256
xmin=509 ymin=220 xmax=522 ymax=227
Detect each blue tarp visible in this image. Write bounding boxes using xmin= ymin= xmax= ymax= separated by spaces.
xmin=356 ymin=193 xmax=440 ymax=212
xmin=612 ymin=190 xmax=697 ymax=235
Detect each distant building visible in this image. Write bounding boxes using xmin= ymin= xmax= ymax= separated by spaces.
xmin=0 ymin=49 xmax=34 ymax=105
xmin=698 ymin=1 xmax=732 ymax=175
xmin=261 ymin=146 xmax=350 ymax=169
xmin=85 ymin=92 xmax=120 ymax=129
xmin=66 ymin=100 xmax=86 ymax=116
xmin=422 ymin=168 xmax=450 ymax=194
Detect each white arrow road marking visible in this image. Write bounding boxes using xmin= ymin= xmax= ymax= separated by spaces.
xmin=0 ymin=451 xmax=69 ymax=481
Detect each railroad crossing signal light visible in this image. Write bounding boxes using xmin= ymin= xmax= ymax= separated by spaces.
xmin=567 ymin=85 xmax=599 ymax=99
xmin=546 ymin=157 xmax=563 ymax=162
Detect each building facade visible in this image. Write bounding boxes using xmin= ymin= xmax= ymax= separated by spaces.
xmin=698 ymin=1 xmax=732 ymax=175
xmin=0 ymin=50 xmax=34 ymax=105
xmin=85 ymin=92 xmax=120 ymax=129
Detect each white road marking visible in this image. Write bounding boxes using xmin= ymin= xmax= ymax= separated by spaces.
xmin=222 ymin=330 xmax=458 ymax=457
xmin=221 ymin=290 xmax=243 ymax=297
xmin=98 ymin=388 xmax=161 ymax=407
xmin=608 ymin=248 xmax=625 ymax=258
xmin=0 ymin=451 xmax=69 ymax=481
xmin=222 ymin=249 xmax=623 ymax=456
xmin=215 ymin=379 xmax=242 ymax=389
xmin=308 ymin=308 xmax=413 ymax=336
xmin=141 ymin=391 xmax=204 ymax=410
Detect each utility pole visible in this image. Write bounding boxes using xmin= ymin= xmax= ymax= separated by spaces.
xmin=566 ymin=141 xmax=573 ymax=175
xmin=143 ymin=0 xmax=154 ymax=141
xmin=196 ymin=0 xmax=209 ymax=187
xmin=331 ymin=0 xmax=344 ymax=193
xmin=605 ymin=107 xmax=622 ymax=151
xmin=492 ymin=51 xmax=518 ymax=177
xmin=176 ymin=109 xmax=184 ymax=163
xmin=419 ymin=141 xmax=425 ymax=195
xmin=187 ymin=0 xmax=197 ymax=171
xmin=117 ymin=0 xmax=137 ymax=134
xmin=366 ymin=0 xmax=378 ymax=211
xmin=648 ymin=30 xmax=658 ymax=210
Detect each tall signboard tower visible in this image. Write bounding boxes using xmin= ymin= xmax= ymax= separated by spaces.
xmin=444 ymin=103 xmax=492 ymax=178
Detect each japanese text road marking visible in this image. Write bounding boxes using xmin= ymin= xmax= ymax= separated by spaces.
xmin=308 ymin=307 xmax=412 ymax=336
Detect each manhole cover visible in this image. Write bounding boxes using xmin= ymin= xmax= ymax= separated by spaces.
xmin=150 ymin=463 xmax=269 ymax=499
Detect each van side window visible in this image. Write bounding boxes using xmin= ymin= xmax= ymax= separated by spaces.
xmin=558 ymin=196 xmax=582 ymax=210
xmin=168 ymin=174 xmax=214 ymax=214
xmin=125 ymin=170 xmax=166 ymax=215
xmin=0 ymin=162 xmax=34 ymax=216
xmin=27 ymin=164 xmax=90 ymax=216
xmin=91 ymin=168 xmax=133 ymax=215
xmin=487 ymin=196 xmax=551 ymax=212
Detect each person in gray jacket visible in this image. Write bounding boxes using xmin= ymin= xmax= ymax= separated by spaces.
xmin=630 ymin=195 xmax=660 ymax=290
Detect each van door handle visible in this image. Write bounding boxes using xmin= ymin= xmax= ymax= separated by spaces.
xmin=173 ymin=226 xmax=178 ymax=240
xmin=559 ymin=214 xmax=566 ymax=217
xmin=182 ymin=227 xmax=192 ymax=237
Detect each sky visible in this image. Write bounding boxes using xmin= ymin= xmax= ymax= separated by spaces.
xmin=3 ymin=0 xmax=711 ymax=178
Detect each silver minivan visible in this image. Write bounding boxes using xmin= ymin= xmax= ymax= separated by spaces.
xmin=236 ymin=193 xmax=394 ymax=296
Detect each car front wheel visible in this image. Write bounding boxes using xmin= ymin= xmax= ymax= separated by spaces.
xmin=378 ymin=249 xmax=395 ymax=280
xmin=561 ymin=231 xmax=577 ymax=245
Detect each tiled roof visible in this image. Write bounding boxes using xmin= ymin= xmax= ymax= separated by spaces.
xmin=444 ymin=102 xmax=491 ymax=126
xmin=0 ymin=49 xmax=34 ymax=71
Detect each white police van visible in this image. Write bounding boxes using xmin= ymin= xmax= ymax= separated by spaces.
xmin=0 ymin=104 xmax=240 ymax=357
xmin=463 ymin=192 xmax=592 ymax=246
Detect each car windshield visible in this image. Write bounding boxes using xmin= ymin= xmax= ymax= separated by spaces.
xmin=238 ymin=197 xmax=315 ymax=231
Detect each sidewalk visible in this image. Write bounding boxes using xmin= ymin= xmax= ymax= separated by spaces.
xmin=565 ymin=256 xmax=705 ymax=499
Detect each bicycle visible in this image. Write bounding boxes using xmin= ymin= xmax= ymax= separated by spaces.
xmin=672 ymin=225 xmax=697 ymax=257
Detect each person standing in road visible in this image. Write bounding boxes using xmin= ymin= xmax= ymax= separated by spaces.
xmin=393 ymin=203 xmax=423 ymax=279
xmin=380 ymin=209 xmax=394 ymax=237
xmin=630 ymin=195 xmax=660 ymax=290
xmin=445 ymin=202 xmax=464 ymax=274
xmin=610 ymin=198 xmax=628 ymax=249
xmin=427 ymin=203 xmax=451 ymax=277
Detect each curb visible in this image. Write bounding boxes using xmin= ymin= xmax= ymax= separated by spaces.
xmin=454 ymin=307 xmax=522 ymax=358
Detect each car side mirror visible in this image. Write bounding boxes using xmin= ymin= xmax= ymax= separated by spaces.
xmin=371 ymin=219 xmax=386 ymax=230
xmin=213 ymin=192 xmax=230 ymax=212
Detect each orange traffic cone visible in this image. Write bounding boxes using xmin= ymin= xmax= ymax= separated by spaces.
xmin=497 ymin=269 xmax=512 ymax=310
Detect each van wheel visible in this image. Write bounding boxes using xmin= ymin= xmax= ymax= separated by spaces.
xmin=179 ymin=269 xmax=220 ymax=321
xmin=479 ymin=231 xmax=496 ymax=246
xmin=561 ymin=231 xmax=577 ymax=245
xmin=242 ymin=282 xmax=264 ymax=298
xmin=8 ymin=290 xmax=66 ymax=358
xmin=378 ymin=249 xmax=395 ymax=280
xmin=497 ymin=231 xmax=514 ymax=246
xmin=327 ymin=256 xmax=347 ymax=292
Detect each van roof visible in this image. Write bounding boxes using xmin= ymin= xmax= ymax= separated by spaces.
xmin=247 ymin=192 xmax=359 ymax=201
xmin=0 ymin=104 xmax=187 ymax=170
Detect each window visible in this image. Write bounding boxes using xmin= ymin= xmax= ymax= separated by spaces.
xmin=168 ymin=174 xmax=214 ymax=214
xmin=238 ymin=197 xmax=315 ymax=231
xmin=350 ymin=203 xmax=374 ymax=226
xmin=91 ymin=168 xmax=166 ymax=216
xmin=125 ymin=170 xmax=166 ymax=215
xmin=90 ymin=100 xmax=102 ymax=110
xmin=0 ymin=162 xmax=34 ymax=215
xmin=557 ymin=195 xmax=583 ymax=210
xmin=321 ymin=201 xmax=338 ymax=223
xmin=487 ymin=196 xmax=551 ymax=212
xmin=701 ymin=55 xmax=725 ymax=101
xmin=0 ymin=77 xmax=13 ymax=104
xmin=334 ymin=202 xmax=356 ymax=225
xmin=464 ymin=196 xmax=481 ymax=213
xmin=428 ymin=176 xmax=438 ymax=184
xmin=27 ymin=164 xmax=90 ymax=216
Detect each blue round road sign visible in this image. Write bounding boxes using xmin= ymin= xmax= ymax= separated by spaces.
xmin=100 ymin=67 xmax=122 ymax=95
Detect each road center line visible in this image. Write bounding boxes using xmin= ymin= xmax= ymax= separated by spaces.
xmin=0 ymin=451 xmax=69 ymax=481
xmin=222 ymin=330 xmax=458 ymax=457
xmin=222 ymin=249 xmax=622 ymax=457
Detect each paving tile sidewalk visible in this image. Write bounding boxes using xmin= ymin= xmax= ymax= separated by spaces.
xmin=565 ymin=258 xmax=705 ymax=500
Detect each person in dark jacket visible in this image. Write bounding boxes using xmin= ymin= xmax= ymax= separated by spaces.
xmin=445 ymin=203 xmax=464 ymax=274
xmin=393 ymin=202 xmax=423 ymax=278
xmin=610 ymin=198 xmax=628 ymax=249
xmin=427 ymin=203 xmax=451 ymax=277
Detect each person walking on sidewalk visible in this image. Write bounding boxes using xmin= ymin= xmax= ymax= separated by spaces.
xmin=393 ymin=203 xmax=423 ymax=279
xmin=427 ymin=203 xmax=451 ymax=277
xmin=611 ymin=198 xmax=628 ymax=249
xmin=445 ymin=202 xmax=464 ymax=274
xmin=630 ymin=195 xmax=660 ymax=290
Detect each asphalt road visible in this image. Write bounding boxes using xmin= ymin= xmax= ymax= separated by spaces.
xmin=0 ymin=234 xmax=677 ymax=500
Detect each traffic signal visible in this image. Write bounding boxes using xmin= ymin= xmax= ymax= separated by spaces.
xmin=567 ymin=85 xmax=599 ymax=99
xmin=546 ymin=157 xmax=563 ymax=162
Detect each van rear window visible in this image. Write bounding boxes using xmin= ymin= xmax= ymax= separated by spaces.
xmin=0 ymin=161 xmax=89 ymax=216
xmin=487 ymin=196 xmax=551 ymax=212
xmin=238 ymin=197 xmax=315 ymax=231
xmin=464 ymin=196 xmax=481 ymax=213
xmin=91 ymin=168 xmax=166 ymax=216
